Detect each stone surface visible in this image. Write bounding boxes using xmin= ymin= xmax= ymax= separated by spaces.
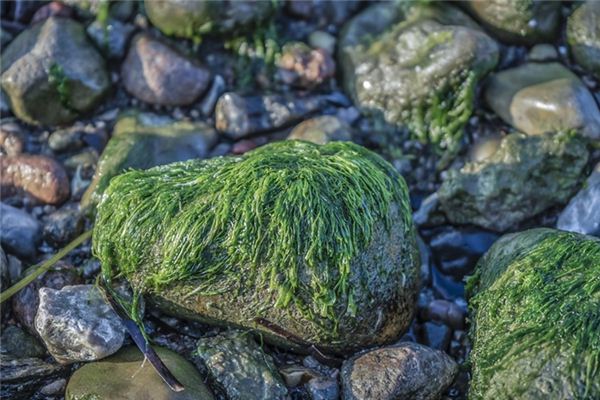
xmin=0 ymin=17 xmax=110 ymax=126
xmin=0 ymin=203 xmax=41 ymax=258
xmin=86 ymin=17 xmax=135 ymax=59
xmin=567 ymin=1 xmax=600 ymax=79
xmin=277 ymin=42 xmax=335 ymax=88
xmin=288 ymin=115 xmax=352 ymax=144
xmin=0 ymin=121 xmax=24 ymax=155
xmin=527 ymin=43 xmax=558 ymax=62
xmin=35 ymin=285 xmax=125 ymax=364
xmin=195 ymin=331 xmax=288 ymax=400
xmin=0 ymin=325 xmax=46 ymax=359
xmin=1 ymin=154 xmax=70 ymax=205
xmin=0 ymin=354 xmax=66 ymax=400
xmin=66 ymin=346 xmax=215 ymax=400
xmin=121 ymin=34 xmax=210 ymax=106
xmin=438 ymin=132 xmax=589 ymax=232
xmin=341 ymin=342 xmax=458 ymax=400
xmin=81 ymin=110 xmax=217 ymax=209
xmin=305 ymin=377 xmax=339 ymax=400
xmin=557 ymin=163 xmax=600 ymax=237
xmin=0 ymin=246 xmax=7 ymax=296
xmin=43 ymin=206 xmax=84 ymax=246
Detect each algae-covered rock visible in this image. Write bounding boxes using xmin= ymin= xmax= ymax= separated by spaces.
xmin=93 ymin=140 xmax=419 ymax=353
xmin=0 ymin=17 xmax=110 ymax=126
xmin=339 ymin=2 xmax=498 ymax=158
xmin=81 ymin=110 xmax=217 ymax=209
xmin=467 ymin=228 xmax=600 ymax=399
xmin=567 ymin=1 xmax=600 ymax=79
xmin=463 ymin=0 xmax=560 ymax=45
xmin=438 ymin=131 xmax=589 ymax=232
xmin=144 ymin=0 xmax=273 ymax=39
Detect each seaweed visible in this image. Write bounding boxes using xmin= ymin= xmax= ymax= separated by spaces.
xmin=48 ymin=63 xmax=72 ymax=110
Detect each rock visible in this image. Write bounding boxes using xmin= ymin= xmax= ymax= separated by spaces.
xmin=341 ymin=342 xmax=458 ymax=400
xmin=0 ymin=245 xmax=8 ymax=290
xmin=231 ymin=139 xmax=257 ymax=155
xmin=484 ymin=62 xmax=600 ymax=140
xmin=567 ymin=1 xmax=600 ymax=79
xmin=43 ymin=206 xmax=84 ymax=246
xmin=0 ymin=17 xmax=111 ymax=126
xmin=0 ymin=203 xmax=41 ymax=258
xmin=557 ymin=164 xmax=600 ymax=236
xmin=463 ymin=0 xmax=560 ymax=44
xmin=66 ymin=346 xmax=215 ymax=400
xmin=422 ymin=299 xmax=466 ymax=331
xmin=7 ymin=253 xmax=23 ymax=285
xmin=195 ymin=331 xmax=288 ymax=400
xmin=438 ymin=132 xmax=589 ymax=232
xmin=286 ymin=0 xmax=360 ymax=27
xmin=467 ymin=228 xmax=600 ymax=399
xmin=0 ymin=121 xmax=24 ymax=155
xmin=93 ymin=141 xmax=419 ymax=352
xmin=0 ymin=325 xmax=46 ymax=359
xmin=306 ymin=377 xmax=339 ymax=400
xmin=0 ymin=354 xmax=66 ymax=400
xmin=31 ymin=1 xmax=74 ymax=24
xmin=527 ymin=43 xmax=558 ymax=62
xmin=86 ymin=18 xmax=134 ymax=59
xmin=339 ymin=2 xmax=498 ymax=155
xmin=200 ymin=75 xmax=226 ymax=116
xmin=420 ymin=322 xmax=452 ymax=352
xmin=144 ymin=0 xmax=273 ymax=38
xmin=216 ymin=92 xmax=337 ymax=139
xmin=81 ymin=110 xmax=217 ymax=209
xmin=277 ymin=42 xmax=335 ymax=88
xmin=467 ymin=133 xmax=503 ymax=162
xmin=39 ymin=378 xmax=66 ymax=396
xmin=288 ymin=115 xmax=352 ymax=144
xmin=48 ymin=123 xmax=107 ymax=153
xmin=0 ymin=154 xmax=70 ymax=205
xmin=35 ymin=285 xmax=125 ymax=364
xmin=309 ymin=31 xmax=336 ymax=55
xmin=121 ymin=34 xmax=210 ymax=106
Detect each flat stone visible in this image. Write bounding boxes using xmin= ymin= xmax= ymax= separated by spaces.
xmin=0 ymin=354 xmax=66 ymax=400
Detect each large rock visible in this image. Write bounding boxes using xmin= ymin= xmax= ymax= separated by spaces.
xmin=81 ymin=110 xmax=217 ymax=209
xmin=557 ymin=163 xmax=600 ymax=237
xmin=195 ymin=331 xmax=288 ymax=400
xmin=121 ymin=34 xmax=211 ymax=106
xmin=463 ymin=0 xmax=560 ymax=44
xmin=0 ymin=354 xmax=66 ymax=400
xmin=0 ymin=203 xmax=41 ymax=259
xmin=484 ymin=62 xmax=600 ymax=140
xmin=35 ymin=285 xmax=125 ymax=364
xmin=144 ymin=0 xmax=273 ymax=39
xmin=566 ymin=1 xmax=600 ymax=79
xmin=66 ymin=346 xmax=215 ymax=400
xmin=93 ymin=141 xmax=419 ymax=353
xmin=0 ymin=17 xmax=110 ymax=126
xmin=341 ymin=342 xmax=458 ymax=400
xmin=339 ymin=2 xmax=498 ymax=156
xmin=467 ymin=228 xmax=600 ymax=399
xmin=438 ymin=131 xmax=589 ymax=232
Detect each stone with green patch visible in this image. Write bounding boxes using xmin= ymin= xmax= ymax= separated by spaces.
xmin=567 ymin=1 xmax=600 ymax=79
xmin=93 ymin=140 xmax=419 ymax=353
xmin=467 ymin=228 xmax=600 ymax=399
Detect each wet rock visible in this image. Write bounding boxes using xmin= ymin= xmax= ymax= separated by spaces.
xmin=0 ymin=325 xmax=46 ymax=359
xmin=306 ymin=377 xmax=339 ymax=400
xmin=420 ymin=322 xmax=452 ymax=352
xmin=1 ymin=154 xmax=70 ymax=205
xmin=287 ymin=0 xmax=360 ymax=27
xmin=527 ymin=43 xmax=558 ymax=62
xmin=195 ymin=331 xmax=288 ymax=400
xmin=0 ymin=203 xmax=41 ymax=258
xmin=144 ymin=0 xmax=273 ymax=38
xmin=341 ymin=342 xmax=458 ymax=400
xmin=280 ymin=365 xmax=320 ymax=387
xmin=0 ymin=354 xmax=66 ymax=400
xmin=422 ymin=299 xmax=466 ymax=331
xmin=48 ymin=123 xmax=107 ymax=153
xmin=43 ymin=206 xmax=84 ymax=246
xmin=463 ymin=0 xmax=560 ymax=44
xmin=86 ymin=18 xmax=135 ymax=59
xmin=277 ymin=42 xmax=335 ymax=88
xmin=35 ymin=285 xmax=125 ymax=364
xmin=200 ymin=75 xmax=226 ymax=116
xmin=66 ymin=346 xmax=215 ymax=400
xmin=438 ymin=132 xmax=589 ymax=232
xmin=557 ymin=164 xmax=600 ymax=236
xmin=0 ymin=17 xmax=111 ymax=126
xmin=0 ymin=121 xmax=24 ymax=155
xmin=6 ymin=253 xmax=23 ymax=285
xmin=567 ymin=1 xmax=600 ymax=79
xmin=121 ymin=34 xmax=210 ymax=106
xmin=484 ymin=62 xmax=600 ymax=140
xmin=468 ymin=228 xmax=600 ymax=399
xmin=39 ymin=378 xmax=66 ymax=396
xmin=31 ymin=1 xmax=74 ymax=24
xmin=81 ymin=110 xmax=217 ymax=209
xmin=231 ymin=139 xmax=257 ymax=155
xmin=467 ymin=133 xmax=503 ymax=162
xmin=288 ymin=115 xmax=352 ymax=144
xmin=309 ymin=31 xmax=336 ymax=55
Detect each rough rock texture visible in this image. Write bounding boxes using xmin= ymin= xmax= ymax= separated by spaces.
xmin=195 ymin=331 xmax=288 ymax=400
xmin=339 ymin=2 xmax=498 ymax=156
xmin=277 ymin=42 xmax=335 ymax=88
xmin=35 ymin=285 xmax=125 ymax=364
xmin=567 ymin=1 xmax=600 ymax=79
xmin=86 ymin=17 xmax=135 ymax=60
xmin=288 ymin=115 xmax=352 ymax=144
xmin=557 ymin=163 xmax=600 ymax=236
xmin=0 ymin=202 xmax=41 ymax=259
xmin=0 ymin=17 xmax=110 ymax=126
xmin=341 ymin=342 xmax=458 ymax=400
xmin=1 ymin=154 xmax=70 ymax=205
xmin=66 ymin=346 xmax=215 ymax=400
xmin=0 ymin=354 xmax=66 ymax=400
xmin=438 ymin=132 xmax=589 ymax=232
xmin=0 ymin=325 xmax=46 ymax=359
xmin=467 ymin=228 xmax=600 ymax=399
xmin=484 ymin=62 xmax=600 ymax=140
xmin=81 ymin=110 xmax=217 ymax=209
xmin=94 ymin=141 xmax=419 ymax=353
xmin=463 ymin=0 xmax=560 ymax=44
xmin=121 ymin=34 xmax=211 ymax=106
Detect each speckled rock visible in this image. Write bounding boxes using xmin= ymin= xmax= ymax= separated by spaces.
xmin=0 ymin=354 xmax=66 ymax=400
xmin=567 ymin=1 xmax=600 ymax=79
xmin=43 ymin=206 xmax=84 ymax=246
xmin=277 ymin=42 xmax=335 ymax=88
xmin=341 ymin=342 xmax=458 ymax=400
xmin=0 ymin=17 xmax=110 ymax=126
xmin=288 ymin=115 xmax=352 ymax=144
xmin=87 ymin=17 xmax=135 ymax=59
xmin=557 ymin=163 xmax=600 ymax=236
xmin=195 ymin=331 xmax=288 ymax=400
xmin=0 ymin=121 xmax=24 ymax=155
xmin=0 ymin=203 xmax=41 ymax=259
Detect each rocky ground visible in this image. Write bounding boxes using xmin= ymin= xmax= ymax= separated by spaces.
xmin=0 ymin=1 xmax=599 ymax=400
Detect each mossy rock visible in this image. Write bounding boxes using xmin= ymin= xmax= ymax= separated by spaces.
xmin=467 ymin=228 xmax=600 ymax=399
xmin=567 ymin=1 xmax=600 ymax=80
xmin=438 ymin=131 xmax=589 ymax=232
xmin=93 ymin=140 xmax=419 ymax=353
xmin=339 ymin=2 xmax=498 ymax=160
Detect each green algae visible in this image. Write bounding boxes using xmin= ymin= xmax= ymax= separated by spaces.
xmin=48 ymin=63 xmax=71 ymax=110
xmin=93 ymin=140 xmax=412 ymax=327
xmin=467 ymin=229 xmax=600 ymax=399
